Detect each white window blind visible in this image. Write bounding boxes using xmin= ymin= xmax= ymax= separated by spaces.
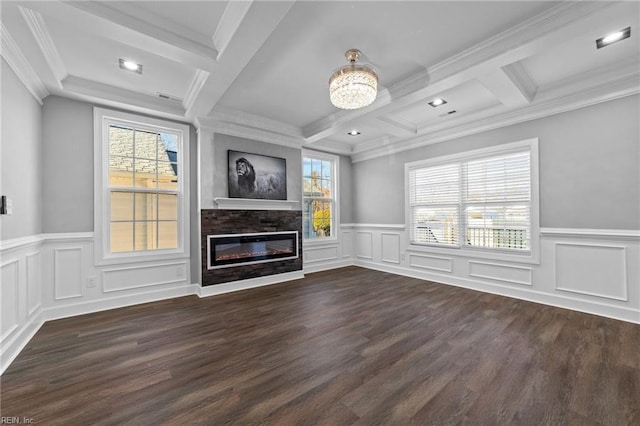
xmin=408 ymin=148 xmax=531 ymax=252
xmin=465 ymin=151 xmax=530 ymax=250
xmin=409 ymin=163 xmax=461 ymax=246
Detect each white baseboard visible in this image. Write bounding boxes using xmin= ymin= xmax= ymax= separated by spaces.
xmin=44 ymin=284 xmax=197 ymax=322
xmin=354 ymin=259 xmax=640 ymax=324
xmin=198 ymin=270 xmax=305 ymax=297
xmin=304 ymin=259 xmax=353 ymax=274
xmin=0 ymin=307 xmax=44 ymax=375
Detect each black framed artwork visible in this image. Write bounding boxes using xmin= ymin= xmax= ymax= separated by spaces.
xmin=227 ymin=150 xmax=287 ymax=200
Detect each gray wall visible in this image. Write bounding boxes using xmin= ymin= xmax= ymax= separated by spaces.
xmin=339 ymin=154 xmax=353 ymax=224
xmin=42 ymin=96 xmax=94 ymax=233
xmin=211 ymin=133 xmax=302 ymax=202
xmin=353 ymin=95 xmax=640 ymax=230
xmin=1 ymin=59 xmax=43 ymax=240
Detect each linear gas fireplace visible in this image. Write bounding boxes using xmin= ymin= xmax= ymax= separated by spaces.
xmin=207 ymin=231 xmax=299 ymax=270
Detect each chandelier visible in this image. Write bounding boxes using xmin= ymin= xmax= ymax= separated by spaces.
xmin=329 ymin=49 xmax=378 ymax=110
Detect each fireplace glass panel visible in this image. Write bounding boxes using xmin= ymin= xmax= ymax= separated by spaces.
xmin=208 ymin=232 xmax=298 ymax=269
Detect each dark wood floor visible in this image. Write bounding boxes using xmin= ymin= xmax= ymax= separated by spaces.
xmin=1 ymin=266 xmax=638 ymax=425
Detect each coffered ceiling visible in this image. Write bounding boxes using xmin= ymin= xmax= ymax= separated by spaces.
xmin=2 ymin=1 xmax=638 ymax=161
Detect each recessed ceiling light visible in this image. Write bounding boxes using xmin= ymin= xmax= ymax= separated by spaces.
xmin=596 ymin=27 xmax=631 ymax=49
xmin=428 ymin=98 xmax=447 ymax=107
xmin=347 ymin=130 xmax=361 ymax=136
xmin=119 ymin=58 xmax=143 ymax=74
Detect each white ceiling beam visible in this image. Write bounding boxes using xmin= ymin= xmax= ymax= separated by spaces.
xmin=351 ymin=60 xmax=640 ymax=163
xmin=212 ymin=0 xmax=254 ymax=61
xmin=18 ymin=6 xmax=67 ymax=90
xmin=22 ymin=0 xmax=218 ymax=71
xmin=477 ymin=67 xmax=533 ymax=108
xmin=372 ymin=115 xmax=418 ymax=138
xmin=303 ymin=1 xmax=617 ymax=143
xmin=188 ymin=1 xmax=296 ymax=120
xmin=0 ymin=23 xmax=48 ymax=104
xmin=303 ymin=87 xmax=393 ymax=143
xmin=302 ymin=139 xmax=353 ymax=156
xmin=183 ymin=70 xmax=211 ymax=118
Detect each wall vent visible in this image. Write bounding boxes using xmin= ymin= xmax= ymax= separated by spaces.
xmin=157 ymin=92 xmax=183 ymax=103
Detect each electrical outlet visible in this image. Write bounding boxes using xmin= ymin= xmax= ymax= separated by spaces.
xmin=87 ymin=276 xmax=97 ymax=288
xmin=6 ymin=198 xmax=12 ymax=215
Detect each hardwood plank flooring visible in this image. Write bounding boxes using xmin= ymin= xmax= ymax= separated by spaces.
xmin=1 ymin=266 xmax=638 ymax=425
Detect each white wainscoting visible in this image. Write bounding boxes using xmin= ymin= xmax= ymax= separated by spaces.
xmin=1 ymin=233 xmax=196 ymax=375
xmin=53 ymin=247 xmax=84 ymax=300
xmin=356 ymin=232 xmax=373 ymax=259
xmin=0 ymin=236 xmax=44 ymax=375
xmin=346 ymin=224 xmax=639 ymax=324
xmin=302 ymin=226 xmax=353 ymax=274
xmin=554 ymin=242 xmax=627 ymax=301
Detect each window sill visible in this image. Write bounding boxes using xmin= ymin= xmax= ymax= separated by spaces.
xmin=303 ymin=238 xmax=339 ymax=248
xmin=96 ymin=248 xmax=190 ymax=267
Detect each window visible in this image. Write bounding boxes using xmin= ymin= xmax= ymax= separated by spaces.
xmin=406 ymin=139 xmax=538 ymax=257
xmin=94 ymin=108 xmax=190 ymax=263
xmin=303 ymin=151 xmax=338 ymax=241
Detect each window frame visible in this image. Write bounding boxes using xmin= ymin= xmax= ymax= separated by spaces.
xmin=302 ymin=149 xmax=340 ymax=245
xmin=405 ymin=138 xmax=540 ymax=264
xmin=94 ymin=107 xmax=190 ymax=265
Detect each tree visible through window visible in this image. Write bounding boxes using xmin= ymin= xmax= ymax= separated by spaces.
xmin=303 ymin=153 xmax=336 ymax=240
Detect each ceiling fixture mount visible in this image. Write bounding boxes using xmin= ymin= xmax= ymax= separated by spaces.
xmin=119 ymin=58 xmax=142 ymax=74
xmin=428 ymin=98 xmax=447 ymax=107
xmin=596 ymin=27 xmax=631 ymax=49
xmin=329 ymin=49 xmax=378 ymax=110
xmin=347 ymin=130 xmax=361 ymax=136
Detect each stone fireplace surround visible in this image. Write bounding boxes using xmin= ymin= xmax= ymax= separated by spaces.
xmin=200 ymin=209 xmax=302 ymax=286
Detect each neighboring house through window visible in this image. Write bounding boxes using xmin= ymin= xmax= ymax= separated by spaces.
xmin=94 ymin=108 xmax=190 ymax=264
xmin=406 ymin=138 xmax=539 ymax=261
xmin=303 ymin=151 xmax=338 ymax=241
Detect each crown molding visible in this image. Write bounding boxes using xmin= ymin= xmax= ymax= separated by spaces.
xmin=18 ymin=6 xmax=66 ymax=89
xmin=212 ymin=0 xmax=254 ymax=60
xmin=62 ymin=75 xmax=186 ymax=117
xmin=183 ymin=69 xmax=210 ymax=117
xmin=351 ymin=69 xmax=640 ymax=163
xmin=0 ymin=24 xmax=48 ymax=104
xmin=210 ymin=105 xmax=303 ymax=138
xmin=194 ymin=116 xmax=303 ymax=150
xmin=302 ymin=138 xmax=352 ymax=156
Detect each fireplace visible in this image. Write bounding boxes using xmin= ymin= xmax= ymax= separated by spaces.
xmin=201 ymin=209 xmax=302 ymax=285
xmin=207 ymin=231 xmax=298 ymax=270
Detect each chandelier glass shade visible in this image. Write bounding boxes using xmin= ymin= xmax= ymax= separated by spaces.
xmin=329 ymin=49 xmax=378 ymax=110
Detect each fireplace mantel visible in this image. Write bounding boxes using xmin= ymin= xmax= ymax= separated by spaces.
xmin=214 ymin=197 xmax=300 ymax=210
